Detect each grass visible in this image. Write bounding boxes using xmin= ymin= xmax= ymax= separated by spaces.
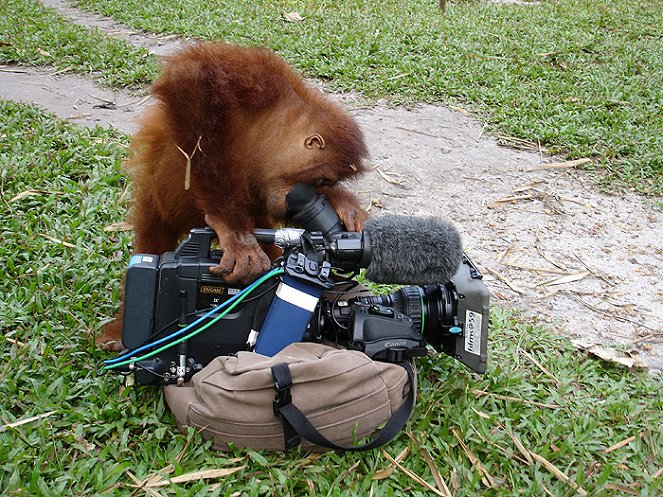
xmin=0 ymin=0 xmax=158 ymax=89
xmin=1 ymin=100 xmax=662 ymax=495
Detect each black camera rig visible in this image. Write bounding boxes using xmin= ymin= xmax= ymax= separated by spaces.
xmin=103 ymin=186 xmax=490 ymax=385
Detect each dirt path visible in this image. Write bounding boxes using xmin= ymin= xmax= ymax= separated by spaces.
xmin=3 ymin=0 xmax=661 ymax=372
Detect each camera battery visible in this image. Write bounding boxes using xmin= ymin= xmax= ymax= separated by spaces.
xmin=121 ymin=254 xmax=160 ymax=348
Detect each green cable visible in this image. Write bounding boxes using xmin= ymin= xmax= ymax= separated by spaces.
xmin=104 ymin=268 xmax=284 ymax=370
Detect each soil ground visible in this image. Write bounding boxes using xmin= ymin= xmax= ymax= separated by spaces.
xmin=3 ymin=0 xmax=661 ymax=372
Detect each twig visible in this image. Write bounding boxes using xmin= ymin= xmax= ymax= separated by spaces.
xmin=0 ymin=67 xmax=29 ymax=74
xmin=487 ymin=194 xmax=534 ymax=208
xmin=528 ymin=450 xmax=587 ymax=496
xmin=527 ymin=158 xmax=591 ymax=172
xmin=483 ymin=267 xmax=527 ymax=294
xmin=50 ymin=66 xmax=74 ymax=76
xmin=510 ymin=181 xmax=546 ymax=193
xmin=176 ymin=136 xmax=202 ymax=190
xmin=23 ymin=81 xmax=65 ymax=96
xmin=520 ymin=349 xmax=560 ymax=385
xmin=603 ymin=432 xmax=644 ymax=454
xmin=502 ymin=262 xmax=569 ymax=275
xmin=0 ymin=411 xmax=57 ymax=432
xmin=535 ymin=246 xmax=569 ymax=271
xmin=567 ymin=294 xmax=659 ymax=333
xmin=395 ymin=126 xmax=438 ymax=138
xmin=451 ymin=428 xmax=497 ymax=488
xmin=376 ymin=168 xmax=408 ymax=188
xmin=478 ymin=122 xmax=487 ymax=140
xmin=536 ymin=271 xmax=591 ymax=287
xmin=387 ymin=72 xmax=412 ymax=81
xmin=382 ymin=450 xmax=449 ymax=496
xmin=3 ymin=337 xmax=27 ymax=347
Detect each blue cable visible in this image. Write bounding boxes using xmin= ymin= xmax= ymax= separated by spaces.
xmin=103 ymin=267 xmax=283 ymax=365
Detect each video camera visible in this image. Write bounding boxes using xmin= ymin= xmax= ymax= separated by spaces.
xmin=105 ymin=185 xmax=490 ymax=385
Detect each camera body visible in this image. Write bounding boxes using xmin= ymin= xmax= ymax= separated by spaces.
xmin=120 ymin=230 xmax=277 ymax=385
xmin=120 ymin=233 xmax=489 ymax=385
xmin=116 ymin=186 xmax=490 ymax=385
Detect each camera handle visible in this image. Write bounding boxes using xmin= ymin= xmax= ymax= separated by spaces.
xmin=254 ymin=252 xmax=334 ymax=356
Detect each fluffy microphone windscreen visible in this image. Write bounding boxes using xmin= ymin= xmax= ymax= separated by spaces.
xmin=363 ymin=215 xmax=463 ymax=285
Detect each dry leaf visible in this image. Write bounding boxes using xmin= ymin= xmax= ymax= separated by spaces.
xmin=502 ymin=262 xmax=569 ymax=275
xmin=104 ymin=221 xmax=133 ymax=232
xmin=527 ymin=158 xmax=591 ymax=172
xmin=603 ymin=433 xmax=643 ymax=454
xmin=528 ymin=450 xmax=587 ymax=496
xmin=126 ymin=471 xmax=164 ymax=497
xmin=420 ymin=446 xmax=451 ymax=496
xmin=382 ymin=450 xmax=449 ymax=496
xmin=578 ymin=344 xmax=646 ymax=369
xmin=520 ymin=349 xmax=560 ymax=385
xmin=483 ymin=267 xmax=527 ymax=294
xmin=372 ymin=466 xmax=396 ymax=480
xmin=41 ymin=233 xmax=77 ymax=249
xmin=137 ymin=466 xmax=246 ymax=488
xmin=10 ymin=190 xmax=41 ymax=202
xmin=283 ymin=12 xmax=304 ymax=22
xmin=537 ymin=271 xmax=590 ymax=287
xmin=0 ymin=410 xmax=57 ymax=432
xmin=603 ymin=484 xmax=641 ymax=496
xmin=471 ymin=389 xmax=560 ymax=409
xmin=451 ymin=428 xmax=497 ymax=488
xmin=372 ymin=446 xmax=409 ymax=480
xmin=490 ymin=418 xmax=534 ymax=465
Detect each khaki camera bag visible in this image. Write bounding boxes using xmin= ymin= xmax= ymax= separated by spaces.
xmin=164 ymin=342 xmax=415 ymax=451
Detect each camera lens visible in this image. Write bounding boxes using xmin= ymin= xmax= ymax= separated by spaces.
xmin=359 ymin=287 xmax=423 ymax=328
xmin=358 ymin=283 xmax=458 ymax=347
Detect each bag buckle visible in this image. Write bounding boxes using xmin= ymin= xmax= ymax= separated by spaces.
xmin=273 ymin=380 xmax=292 ymax=416
xmin=271 ymin=363 xmax=293 ymax=417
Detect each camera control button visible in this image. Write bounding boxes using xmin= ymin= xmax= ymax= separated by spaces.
xmin=305 ymin=260 xmax=319 ymax=275
xmin=368 ymin=304 xmax=395 ymax=317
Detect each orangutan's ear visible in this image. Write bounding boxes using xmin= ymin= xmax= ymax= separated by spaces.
xmin=304 ymin=133 xmax=326 ymax=149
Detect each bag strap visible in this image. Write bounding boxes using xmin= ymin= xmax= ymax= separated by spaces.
xmin=271 ymin=361 xmax=416 ymax=451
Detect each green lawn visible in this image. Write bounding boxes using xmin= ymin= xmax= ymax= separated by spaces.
xmin=1 ymin=99 xmax=661 ymax=496
xmin=1 ymin=0 xmax=662 ymax=494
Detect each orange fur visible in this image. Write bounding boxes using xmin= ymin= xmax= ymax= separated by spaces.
xmin=98 ymin=42 xmax=368 ymax=349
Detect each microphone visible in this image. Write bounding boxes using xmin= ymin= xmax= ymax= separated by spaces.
xmin=280 ymin=184 xmax=464 ymax=285
xmin=362 ymin=215 xmax=463 ymax=286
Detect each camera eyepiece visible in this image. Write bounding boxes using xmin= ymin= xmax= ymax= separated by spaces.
xmin=286 ymin=184 xmax=344 ymax=238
